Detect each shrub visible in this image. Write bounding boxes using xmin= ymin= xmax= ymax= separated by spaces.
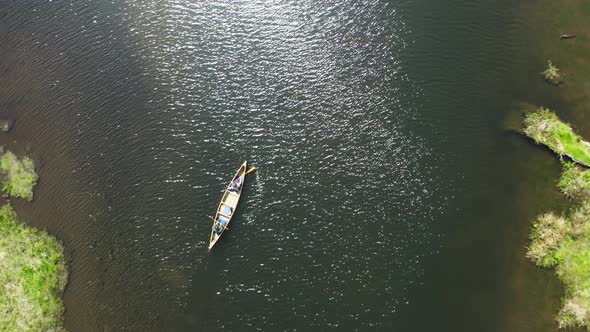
xmin=542 ymin=60 xmax=562 ymax=84
xmin=527 ymin=212 xmax=571 ymax=267
xmin=0 ymin=203 xmax=67 ymax=331
xmin=558 ymin=162 xmax=590 ymax=200
xmin=569 ymin=201 xmax=590 ymax=236
xmin=0 ymin=151 xmax=38 ymax=201
xmin=528 ymin=205 xmax=590 ymax=328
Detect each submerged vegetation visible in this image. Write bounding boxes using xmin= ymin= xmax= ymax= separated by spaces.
xmin=0 ymin=203 xmax=67 ymax=331
xmin=542 ymin=60 xmax=562 ymax=85
xmin=524 ymin=108 xmax=590 ymax=167
xmin=525 ymin=117 xmax=590 ymax=328
xmin=0 ymin=150 xmax=38 ymax=201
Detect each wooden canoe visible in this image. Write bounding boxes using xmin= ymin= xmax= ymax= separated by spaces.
xmin=208 ymin=161 xmax=247 ymax=250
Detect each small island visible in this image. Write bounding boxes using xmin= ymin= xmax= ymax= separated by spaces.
xmin=524 ymin=108 xmax=590 ymax=167
xmin=0 ymin=149 xmax=39 ymax=201
xmin=524 ymin=108 xmax=590 ymax=328
xmin=542 ymin=60 xmax=563 ymax=85
xmin=0 ymin=149 xmax=67 ymax=331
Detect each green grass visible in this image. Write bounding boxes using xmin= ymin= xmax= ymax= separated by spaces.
xmin=528 ymin=162 xmax=590 ymax=328
xmin=519 ymin=0 xmax=590 ymax=328
xmin=528 ymin=200 xmax=590 ymax=328
xmin=0 ymin=151 xmax=38 ymax=201
xmin=524 ymin=108 xmax=590 ymax=167
xmin=551 ymin=216 xmax=590 ymax=329
xmin=0 ymin=203 xmax=67 ymax=331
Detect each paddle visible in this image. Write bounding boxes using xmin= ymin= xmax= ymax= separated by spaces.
xmin=245 ymin=167 xmax=257 ymax=175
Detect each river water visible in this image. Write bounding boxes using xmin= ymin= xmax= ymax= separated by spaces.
xmin=0 ymin=0 xmax=571 ymax=331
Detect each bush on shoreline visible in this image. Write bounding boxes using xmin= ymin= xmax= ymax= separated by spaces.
xmin=527 ymin=192 xmax=590 ymax=328
xmin=523 ymin=108 xmax=590 ymax=167
xmin=524 ymin=110 xmax=590 ymax=328
xmin=558 ymin=162 xmax=590 ymax=200
xmin=0 ymin=150 xmax=38 ymax=201
xmin=527 ymin=212 xmax=571 ymax=267
xmin=0 ymin=203 xmax=67 ymax=331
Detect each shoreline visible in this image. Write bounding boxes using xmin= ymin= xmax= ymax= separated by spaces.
xmin=522 ymin=99 xmax=590 ymax=327
xmin=512 ymin=0 xmax=590 ymax=329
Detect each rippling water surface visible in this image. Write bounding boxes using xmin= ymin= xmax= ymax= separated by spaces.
xmin=0 ymin=0 xmax=564 ymax=331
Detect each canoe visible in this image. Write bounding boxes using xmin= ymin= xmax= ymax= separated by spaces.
xmin=208 ymin=161 xmax=247 ymax=250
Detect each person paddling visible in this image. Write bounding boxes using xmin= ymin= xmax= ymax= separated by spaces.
xmin=213 ymin=222 xmax=223 ymax=235
xmin=229 ymin=175 xmax=244 ymax=192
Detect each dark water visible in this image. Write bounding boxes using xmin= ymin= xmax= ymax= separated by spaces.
xmin=0 ymin=0 xmax=572 ymax=331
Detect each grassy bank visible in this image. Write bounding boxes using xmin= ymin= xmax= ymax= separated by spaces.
xmin=511 ymin=0 xmax=590 ymax=329
xmin=0 ymin=203 xmax=67 ymax=331
xmin=525 ymin=118 xmax=590 ymax=328
xmin=524 ymin=108 xmax=590 ymax=167
xmin=527 ymin=191 xmax=590 ymax=328
xmin=0 ymin=150 xmax=38 ymax=201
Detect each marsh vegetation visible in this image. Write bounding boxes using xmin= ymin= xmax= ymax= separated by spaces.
xmin=559 ymin=162 xmax=590 ymax=200
xmin=542 ymin=60 xmax=562 ymax=85
xmin=0 ymin=203 xmax=67 ymax=331
xmin=0 ymin=148 xmax=66 ymax=330
xmin=524 ymin=108 xmax=590 ymax=167
xmin=525 ymin=118 xmax=590 ymax=328
xmin=0 ymin=150 xmax=38 ymax=201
